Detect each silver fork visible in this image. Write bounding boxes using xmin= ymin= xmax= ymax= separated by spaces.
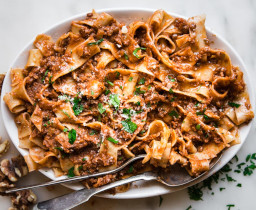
xmin=5 ymin=154 xmax=146 ymax=194
xmin=34 ymin=155 xmax=222 ymax=210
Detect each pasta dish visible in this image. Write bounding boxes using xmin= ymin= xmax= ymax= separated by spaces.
xmin=4 ymin=10 xmax=254 ymax=190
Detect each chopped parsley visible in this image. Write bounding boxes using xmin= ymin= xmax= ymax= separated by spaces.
xmin=169 ymin=88 xmax=174 ymax=93
xmin=168 ymin=110 xmax=179 ymax=118
xmin=105 ymin=89 xmax=111 ymax=95
xmin=196 ymin=124 xmax=201 ymax=130
xmin=87 ymin=38 xmax=104 ymax=46
xmin=55 ymin=147 xmax=64 ymax=151
xmin=123 ymin=108 xmax=132 ymax=118
xmin=127 ymin=165 xmax=134 ymax=173
xmin=89 ymin=130 xmax=97 ymax=136
xmin=68 ymin=129 xmax=76 ymax=144
xmin=134 ymin=87 xmax=146 ymax=95
xmin=107 ymin=136 xmax=119 ymax=144
xmin=91 ymin=90 xmax=94 ymax=95
xmin=121 ymin=119 xmax=137 ymax=133
xmin=107 ymin=80 xmax=114 ymax=86
xmin=115 ymin=71 xmax=120 ymax=78
xmin=219 ymin=187 xmax=225 ymax=191
xmin=138 ymin=78 xmax=145 ymax=85
xmin=124 ymin=53 xmax=129 ymax=60
xmin=228 ymin=102 xmax=240 ymax=108
xmin=62 ymin=110 xmax=70 ymax=118
xmin=72 ymin=97 xmax=84 ymax=116
xmin=108 ymin=94 xmax=120 ymax=109
xmin=226 ymin=174 xmax=236 ymax=182
xmin=226 ymin=204 xmax=235 ymax=210
xmin=42 ymin=70 xmax=49 ymax=82
xmin=128 ymin=77 xmax=133 ymax=82
xmin=159 ymin=195 xmax=163 ymax=207
xmin=236 ymin=183 xmax=242 ymax=187
xmin=49 ymin=75 xmax=54 ymax=84
xmin=98 ymin=103 xmax=106 ymax=114
xmin=67 ymin=167 xmax=75 ymax=177
xmin=186 ymin=205 xmax=192 ymax=210
xmin=133 ymin=47 xmax=146 ymax=59
xmin=136 ymin=101 xmax=141 ymax=106
xmin=168 ymin=76 xmax=176 ymax=82
xmin=188 ymin=185 xmax=203 ymax=201
xmin=63 ymin=128 xmax=68 ymax=132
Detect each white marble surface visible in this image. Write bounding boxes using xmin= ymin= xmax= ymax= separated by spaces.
xmin=0 ymin=0 xmax=256 ymax=209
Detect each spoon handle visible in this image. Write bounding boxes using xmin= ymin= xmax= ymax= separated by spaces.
xmin=34 ymin=172 xmax=157 ymax=210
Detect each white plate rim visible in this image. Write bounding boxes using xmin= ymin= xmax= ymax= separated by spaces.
xmin=1 ymin=8 xmax=255 ymax=199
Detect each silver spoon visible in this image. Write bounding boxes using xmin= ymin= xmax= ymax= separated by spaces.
xmin=33 ymin=154 xmax=221 ymax=210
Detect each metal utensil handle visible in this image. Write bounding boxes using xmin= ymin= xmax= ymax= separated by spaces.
xmin=7 ymin=154 xmax=146 ymax=194
xmin=35 ymin=172 xmax=157 ymax=210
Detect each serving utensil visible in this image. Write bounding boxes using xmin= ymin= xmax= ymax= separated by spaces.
xmin=6 ymin=154 xmax=146 ymax=194
xmin=34 ymin=154 xmax=221 ymax=210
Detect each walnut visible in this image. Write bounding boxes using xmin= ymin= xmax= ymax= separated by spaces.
xmin=11 ymin=155 xmax=28 ymax=178
xmin=10 ymin=190 xmax=37 ymax=210
xmin=0 ymin=138 xmax=10 ymax=157
xmin=0 ymin=159 xmax=17 ymax=182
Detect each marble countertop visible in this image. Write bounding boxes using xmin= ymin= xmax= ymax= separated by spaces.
xmin=0 ymin=0 xmax=255 ymax=209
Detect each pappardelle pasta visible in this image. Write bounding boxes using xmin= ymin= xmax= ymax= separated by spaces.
xmin=4 ymin=10 xmax=254 ymax=190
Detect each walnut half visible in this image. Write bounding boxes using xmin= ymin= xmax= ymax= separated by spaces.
xmin=0 ymin=139 xmax=10 ymax=157
xmin=9 ymin=190 xmax=37 ymax=210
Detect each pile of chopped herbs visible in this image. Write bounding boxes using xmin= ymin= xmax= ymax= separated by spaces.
xmin=186 ymin=153 xmax=256 ymax=209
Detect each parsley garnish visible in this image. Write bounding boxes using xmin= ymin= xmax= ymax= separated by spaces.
xmin=98 ymin=103 xmax=106 ymax=114
xmin=87 ymin=38 xmax=104 ymax=46
xmin=168 ymin=110 xmax=179 ymax=118
xmin=67 ymin=167 xmax=75 ymax=177
xmin=89 ymin=130 xmax=97 ymax=136
xmin=186 ymin=205 xmax=192 ymax=210
xmin=123 ymin=108 xmax=132 ymax=118
xmin=236 ymin=183 xmax=242 ymax=187
xmin=62 ymin=110 xmax=70 ymax=118
xmin=138 ymin=78 xmax=145 ymax=85
xmin=127 ymin=165 xmax=134 ymax=173
xmin=219 ymin=187 xmax=225 ymax=191
xmin=226 ymin=174 xmax=236 ymax=182
xmin=124 ymin=53 xmax=129 ymax=60
xmin=91 ymin=90 xmax=94 ymax=95
xmin=49 ymin=75 xmax=54 ymax=84
xmin=159 ymin=195 xmax=163 ymax=207
xmin=72 ymin=97 xmax=84 ymax=116
xmin=128 ymin=77 xmax=133 ymax=82
xmin=115 ymin=71 xmax=120 ymax=78
xmin=108 ymin=94 xmax=120 ymax=109
xmin=188 ymin=186 xmax=203 ymax=201
xmin=134 ymin=87 xmax=146 ymax=95
xmin=42 ymin=70 xmax=49 ymax=82
xmin=133 ymin=47 xmax=146 ymax=59
xmin=107 ymin=80 xmax=114 ymax=86
xmin=55 ymin=147 xmax=64 ymax=151
xmin=196 ymin=124 xmax=201 ymax=130
xmin=63 ymin=128 xmax=68 ymax=132
xmin=168 ymin=76 xmax=176 ymax=82
xmin=68 ymin=129 xmax=76 ymax=144
xmin=136 ymin=101 xmax=141 ymax=106
xmin=228 ymin=102 xmax=240 ymax=108
xmin=226 ymin=204 xmax=235 ymax=210
xmin=105 ymin=89 xmax=111 ymax=95
xmin=107 ymin=136 xmax=119 ymax=144
xmin=121 ymin=119 xmax=137 ymax=133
